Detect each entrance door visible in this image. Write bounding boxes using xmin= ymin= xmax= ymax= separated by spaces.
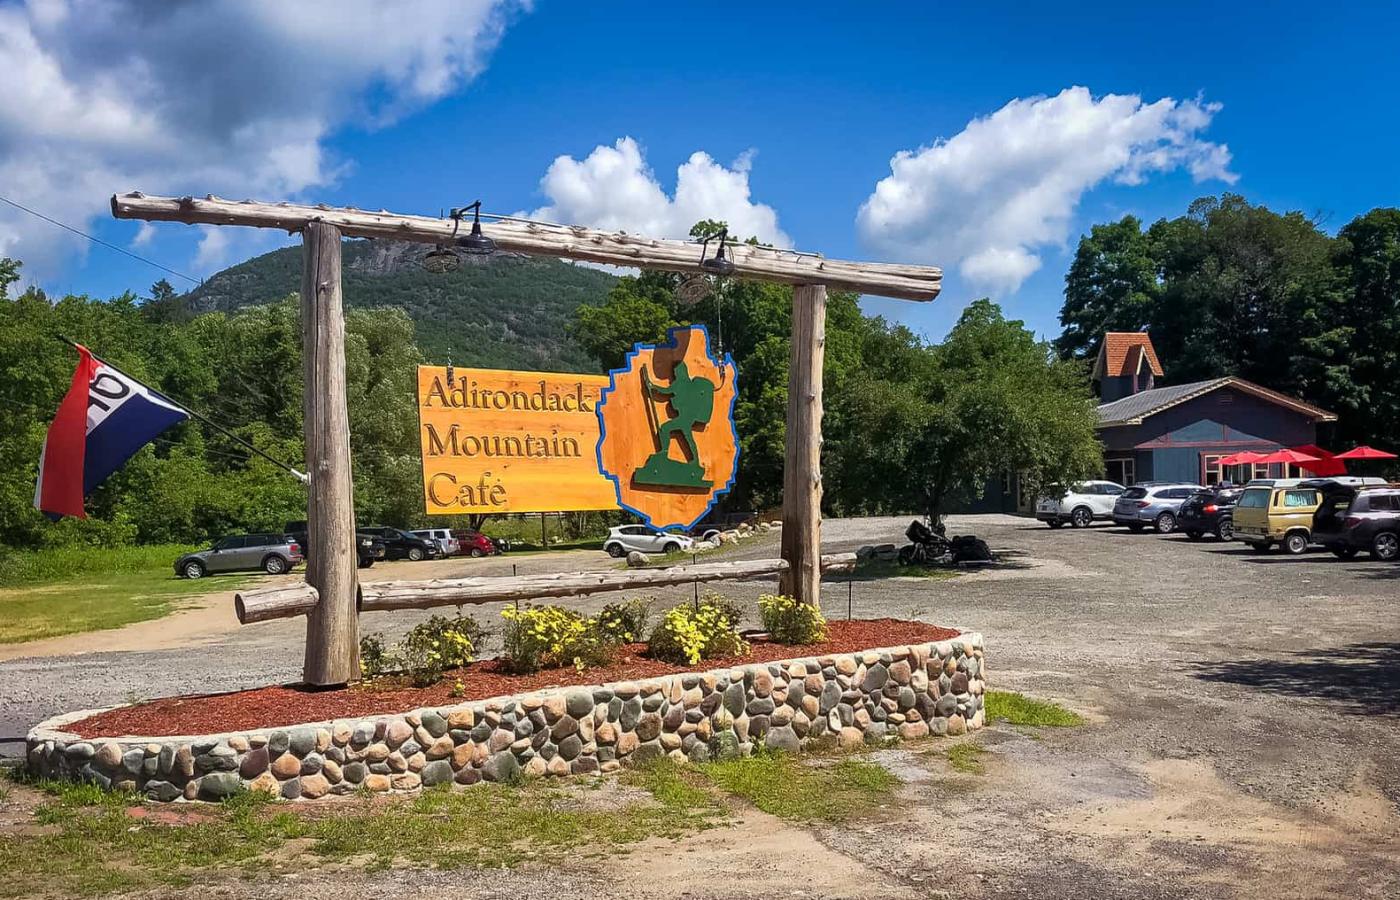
xmin=1105 ymin=456 xmax=1135 ymax=486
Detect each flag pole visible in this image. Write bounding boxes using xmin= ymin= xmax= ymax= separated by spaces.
xmin=54 ymin=334 xmax=310 ymax=485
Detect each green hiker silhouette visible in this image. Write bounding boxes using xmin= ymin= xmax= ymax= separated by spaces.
xmin=636 ymin=361 xmax=715 ymax=488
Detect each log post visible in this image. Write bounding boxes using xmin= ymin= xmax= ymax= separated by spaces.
xmin=300 ymin=221 xmax=359 ymax=686
xmin=780 ymin=284 xmax=827 ymax=605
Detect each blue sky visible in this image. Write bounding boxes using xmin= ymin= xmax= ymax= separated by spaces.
xmin=4 ymin=0 xmax=1398 ymax=342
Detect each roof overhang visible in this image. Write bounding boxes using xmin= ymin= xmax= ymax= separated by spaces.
xmin=1097 ymin=377 xmax=1337 ymax=427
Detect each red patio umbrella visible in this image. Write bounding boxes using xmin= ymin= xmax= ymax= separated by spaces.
xmin=1334 ymin=445 xmax=1398 ymax=460
xmin=1254 ymin=448 xmax=1322 ymax=466
xmin=1291 ymin=444 xmax=1347 ymax=477
xmin=1219 ymin=450 xmax=1264 ymax=466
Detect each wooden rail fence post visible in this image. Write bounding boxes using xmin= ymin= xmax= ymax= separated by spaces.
xmin=780 ymin=284 xmax=827 ymax=605
xmin=300 ymin=221 xmax=359 ymax=685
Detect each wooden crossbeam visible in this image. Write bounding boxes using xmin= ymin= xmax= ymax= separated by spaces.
xmin=110 ymin=193 xmax=942 ymax=301
xmin=235 ymin=553 xmax=858 ymax=625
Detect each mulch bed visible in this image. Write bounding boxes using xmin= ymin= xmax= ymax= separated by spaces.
xmin=68 ymin=619 xmax=960 ymax=739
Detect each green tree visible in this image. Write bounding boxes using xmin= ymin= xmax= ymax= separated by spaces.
xmin=1325 ymin=208 xmax=1400 ymax=448
xmin=1055 ymin=215 xmax=1159 ymax=361
xmin=828 ymin=300 xmax=1102 ymax=520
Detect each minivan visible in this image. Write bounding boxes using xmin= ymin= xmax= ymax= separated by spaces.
xmin=412 ymin=528 xmax=461 ymax=558
xmin=1232 ymin=484 xmax=1324 ymax=554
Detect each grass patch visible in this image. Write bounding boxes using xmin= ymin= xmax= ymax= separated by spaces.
xmin=700 ymin=752 xmax=897 ymax=823
xmin=945 ymin=743 xmax=987 ymax=774
xmin=984 ymin=690 xmax=1083 ymax=727
xmin=0 ymin=762 xmax=726 ymax=898
xmin=0 ymin=545 xmax=247 ymax=644
xmin=851 ymin=559 xmax=961 ymax=581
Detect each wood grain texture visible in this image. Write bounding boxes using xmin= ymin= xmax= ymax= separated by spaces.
xmin=780 ymin=285 xmax=827 ymax=605
xmin=234 ymin=553 xmax=858 ymax=623
xmin=417 ymin=366 xmax=614 ymax=514
xmin=111 ymin=193 xmax=942 ymax=301
xmin=596 ymin=326 xmax=738 ymax=529
xmin=300 ymin=221 xmax=360 ymax=686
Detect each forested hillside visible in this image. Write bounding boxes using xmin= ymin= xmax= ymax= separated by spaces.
xmin=175 ymin=240 xmax=617 ymax=372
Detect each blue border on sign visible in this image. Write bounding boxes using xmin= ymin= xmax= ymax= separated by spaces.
xmin=595 ymin=323 xmax=740 ymax=532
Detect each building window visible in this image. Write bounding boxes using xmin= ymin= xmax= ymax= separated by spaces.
xmin=1202 ymin=453 xmax=1225 ymax=485
xmin=1252 ymin=462 xmax=1270 ymax=480
xmin=1105 ymin=456 xmax=1135 ymax=486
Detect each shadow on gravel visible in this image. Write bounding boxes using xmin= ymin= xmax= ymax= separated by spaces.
xmin=1193 ymin=642 xmax=1400 ymax=716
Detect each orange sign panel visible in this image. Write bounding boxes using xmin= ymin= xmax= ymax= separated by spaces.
xmin=597 ymin=325 xmax=739 ymax=529
xmin=417 ymin=367 xmax=616 ymax=514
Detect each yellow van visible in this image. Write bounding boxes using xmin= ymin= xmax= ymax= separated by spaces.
xmin=1232 ymin=482 xmax=1322 ymax=554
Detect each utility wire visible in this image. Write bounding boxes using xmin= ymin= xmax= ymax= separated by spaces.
xmin=0 ymin=194 xmax=202 ymax=287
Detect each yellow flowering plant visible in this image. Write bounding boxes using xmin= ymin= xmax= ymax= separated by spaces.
xmin=757 ymin=593 xmax=827 ymax=644
xmin=648 ymin=597 xmax=749 ymax=665
xmin=501 ymin=604 xmax=614 ymax=674
xmin=397 ymin=613 xmax=485 ymax=686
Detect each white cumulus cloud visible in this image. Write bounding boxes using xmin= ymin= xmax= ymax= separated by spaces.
xmin=0 ymin=0 xmax=525 ymax=280
xmin=526 ymin=137 xmax=791 ymax=247
xmin=857 ymin=86 xmax=1237 ymax=295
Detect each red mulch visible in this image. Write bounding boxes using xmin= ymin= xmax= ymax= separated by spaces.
xmin=68 ymin=619 xmax=960 ymax=739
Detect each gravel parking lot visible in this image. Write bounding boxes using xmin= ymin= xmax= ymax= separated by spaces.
xmin=2 ymin=514 xmax=1397 ymax=898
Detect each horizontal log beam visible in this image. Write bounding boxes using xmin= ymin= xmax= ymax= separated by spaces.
xmin=111 ymin=193 xmax=941 ymax=301
xmin=234 ymin=553 xmax=858 ymax=625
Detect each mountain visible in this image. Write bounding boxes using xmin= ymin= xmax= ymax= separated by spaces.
xmin=179 ymin=239 xmax=618 ymax=372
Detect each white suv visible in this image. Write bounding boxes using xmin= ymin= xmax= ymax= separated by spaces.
xmin=1036 ymin=480 xmax=1126 ymax=528
xmin=603 ymin=525 xmax=694 ymax=558
xmin=411 ymin=528 xmax=460 ymax=557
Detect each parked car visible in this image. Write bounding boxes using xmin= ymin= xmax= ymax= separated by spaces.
xmin=603 ymin=525 xmax=694 ymax=557
xmin=358 ymin=526 xmax=441 ymax=561
xmin=1177 ymin=485 xmax=1244 ymax=540
xmin=1231 ymin=483 xmax=1324 ymax=554
xmin=1310 ymin=481 xmax=1400 ymax=561
xmin=175 ymin=533 xmax=303 ymax=579
xmin=451 ymin=529 xmax=498 ymax=558
xmin=1114 ymin=487 xmax=1204 ymax=534
xmin=1111 ymin=483 xmax=1203 ymax=534
xmin=1035 ymin=480 xmax=1125 ymax=528
xmin=284 ymin=520 xmax=386 ymax=569
xmin=411 ymin=528 xmax=461 ymax=558
xmin=688 ymin=510 xmax=758 ymax=543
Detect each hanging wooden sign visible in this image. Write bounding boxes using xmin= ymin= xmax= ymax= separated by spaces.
xmin=416 ymin=367 xmax=615 ymax=514
xmin=596 ymin=325 xmax=740 ymax=529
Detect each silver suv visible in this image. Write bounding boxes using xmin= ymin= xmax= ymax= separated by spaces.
xmin=1111 ymin=483 xmax=1204 ymax=534
xmin=603 ymin=525 xmax=694 ymax=558
xmin=175 ymin=533 xmax=303 ymax=578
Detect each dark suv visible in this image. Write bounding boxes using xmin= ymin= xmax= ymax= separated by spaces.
xmin=358 ymin=526 xmax=440 ymax=561
xmin=1178 ymin=485 xmax=1243 ymax=541
xmin=1311 ymin=483 xmax=1400 ymax=561
xmin=284 ymin=521 xmax=386 ymax=569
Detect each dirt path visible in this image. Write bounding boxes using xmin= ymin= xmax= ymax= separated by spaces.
xmin=0 ymin=548 xmax=604 ymax=663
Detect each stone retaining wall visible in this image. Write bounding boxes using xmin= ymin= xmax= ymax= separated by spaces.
xmin=26 ymin=632 xmax=985 ymax=802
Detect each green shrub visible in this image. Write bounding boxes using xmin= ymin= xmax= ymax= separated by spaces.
xmin=358 ymin=614 xmax=486 ymax=685
xmin=596 ymin=598 xmax=652 ymax=643
xmin=400 ymin=614 xmax=486 ymax=686
xmin=648 ymin=599 xmax=749 ymax=665
xmin=500 ymin=604 xmax=614 ymax=674
xmin=359 ymin=632 xmax=391 ymax=679
xmin=757 ymin=593 xmax=827 ymax=644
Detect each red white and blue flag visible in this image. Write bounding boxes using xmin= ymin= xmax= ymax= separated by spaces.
xmin=34 ymin=345 xmax=188 ymax=519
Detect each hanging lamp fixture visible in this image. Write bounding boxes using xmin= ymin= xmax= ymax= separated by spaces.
xmin=422 ymin=201 xmax=495 ymax=272
xmin=699 ymin=227 xmax=735 ymax=276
